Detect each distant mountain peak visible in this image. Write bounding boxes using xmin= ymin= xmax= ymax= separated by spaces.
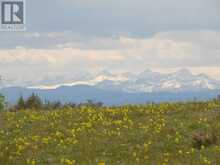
xmin=21 ymin=68 xmax=220 ymax=93
xmin=142 ymin=68 xmax=153 ymax=73
xmin=139 ymin=68 xmax=154 ymax=74
xmin=97 ymin=70 xmax=113 ymax=76
xmin=138 ymin=68 xmax=161 ymax=78
xmin=175 ymin=68 xmax=192 ymax=75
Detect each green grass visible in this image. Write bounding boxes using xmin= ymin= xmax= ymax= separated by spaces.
xmin=1 ymin=101 xmax=220 ymax=165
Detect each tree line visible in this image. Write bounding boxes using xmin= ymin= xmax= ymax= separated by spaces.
xmin=10 ymin=93 xmax=103 ymax=111
xmin=0 ymin=93 xmax=103 ymax=111
xmin=1 ymin=93 xmax=220 ymax=112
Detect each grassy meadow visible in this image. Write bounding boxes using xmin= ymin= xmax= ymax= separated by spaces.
xmin=1 ymin=101 xmax=220 ymax=165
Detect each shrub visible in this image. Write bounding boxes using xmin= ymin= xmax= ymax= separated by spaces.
xmin=16 ymin=95 xmax=26 ymax=110
xmin=44 ymin=100 xmax=62 ymax=110
xmin=0 ymin=94 xmax=5 ymax=111
xmin=26 ymin=93 xmax=43 ymax=110
xmin=192 ymin=130 xmax=217 ymax=149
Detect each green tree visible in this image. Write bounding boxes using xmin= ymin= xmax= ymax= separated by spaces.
xmin=26 ymin=93 xmax=42 ymax=110
xmin=0 ymin=94 xmax=5 ymax=111
xmin=16 ymin=95 xmax=26 ymax=110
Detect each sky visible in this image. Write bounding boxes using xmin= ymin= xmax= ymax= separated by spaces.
xmin=0 ymin=0 xmax=220 ymax=86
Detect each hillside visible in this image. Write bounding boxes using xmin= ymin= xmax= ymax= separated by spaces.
xmin=1 ymin=101 xmax=220 ymax=164
xmin=1 ymin=85 xmax=220 ymax=105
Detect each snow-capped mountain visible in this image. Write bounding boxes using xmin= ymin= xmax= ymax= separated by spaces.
xmin=27 ymin=69 xmax=220 ymax=93
xmin=92 ymin=68 xmax=220 ymax=93
xmin=128 ymin=69 xmax=220 ymax=93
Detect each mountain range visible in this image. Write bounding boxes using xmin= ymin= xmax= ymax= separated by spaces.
xmin=1 ymin=69 xmax=220 ymax=105
xmin=28 ymin=68 xmax=220 ymax=93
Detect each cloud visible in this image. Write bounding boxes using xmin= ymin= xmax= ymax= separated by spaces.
xmin=0 ymin=31 xmax=220 ymax=86
xmin=0 ymin=0 xmax=219 ymax=36
xmin=0 ymin=0 xmax=219 ymax=86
